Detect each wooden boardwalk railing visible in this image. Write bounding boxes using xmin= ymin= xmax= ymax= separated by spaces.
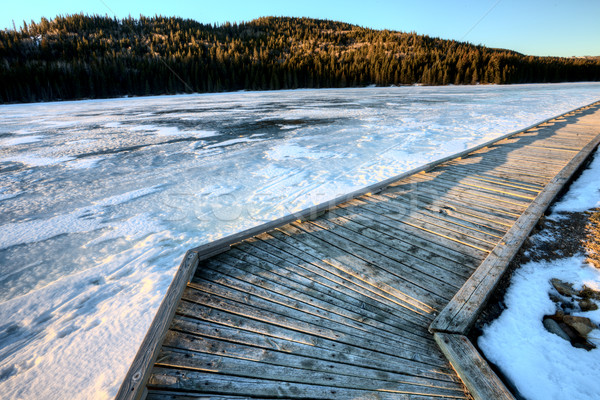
xmin=117 ymin=101 xmax=600 ymax=400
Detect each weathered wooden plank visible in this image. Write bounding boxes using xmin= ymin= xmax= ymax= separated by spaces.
xmin=353 ymin=202 xmax=495 ymax=253
xmin=363 ymin=193 xmax=506 ymax=242
xmin=376 ymin=191 xmax=511 ymax=235
xmin=253 ymin=231 xmax=438 ymax=322
xmin=148 ymin=368 xmax=468 ymax=400
xmin=146 ymin=391 xmax=271 ymax=400
xmin=481 ymin=132 xmax=585 ymax=146
xmin=179 ymin=287 xmax=444 ymax=366
xmin=531 ymin=139 xmax=595 ymax=150
xmin=521 ymin=143 xmax=581 ymax=152
xmin=154 ymin=345 xmax=466 ymax=396
xmin=485 ymin=142 xmax=581 ymax=155
xmin=304 ymin=216 xmax=467 ymax=290
xmin=403 ymin=156 xmax=554 ymax=181
xmin=194 ymin=260 xmax=435 ymax=350
xmin=192 ymin=264 xmax=428 ymax=348
xmin=473 ymin=138 xmax=575 ymax=153
xmin=116 ymin=251 xmax=199 ymax=400
xmin=168 ymin=314 xmax=458 ymax=381
xmin=473 ymin=150 xmax=572 ymax=167
xmin=459 ymin=149 xmax=568 ymax=167
xmin=331 ymin=203 xmax=483 ymax=265
xmin=324 ymin=208 xmax=476 ymax=279
xmin=219 ymin=245 xmax=435 ymax=338
xmin=436 ymin=163 xmax=549 ymax=188
xmin=275 ymin=223 xmax=442 ymax=314
xmin=487 ymin=154 xmax=572 ymax=169
xmin=442 ymin=171 xmax=544 ymax=192
xmin=242 ymin=235 xmax=434 ymax=329
xmin=430 ymin=130 xmax=600 ymax=334
xmin=467 ymin=152 xmax=568 ymax=170
xmin=365 ymin=193 xmax=506 ymax=244
xmin=343 ymin=199 xmax=491 ymax=259
xmin=497 ymin=142 xmax=581 ymax=155
xmin=159 ymin=333 xmax=463 ymax=389
xmin=292 ymin=219 xmax=458 ymax=303
xmin=403 ymin=175 xmax=531 ymax=213
xmin=186 ymin=276 xmax=437 ymax=356
xmin=442 ymin=158 xmax=555 ymax=181
xmin=495 ymin=133 xmax=587 ymax=147
xmin=168 ymin=316 xmax=456 ymax=381
xmin=434 ymin=333 xmax=515 ymax=400
xmin=550 ymin=126 xmax=600 ymax=135
xmin=449 ymin=168 xmax=549 ymax=188
xmin=407 ymin=172 xmax=538 ymax=204
xmin=429 ymin=169 xmax=541 ymax=196
xmin=174 ymin=301 xmax=451 ymax=376
xmin=381 ymin=186 xmax=519 ymax=227
xmin=529 ymin=120 xmax=600 ymax=130
xmin=421 ymin=175 xmax=538 ymax=205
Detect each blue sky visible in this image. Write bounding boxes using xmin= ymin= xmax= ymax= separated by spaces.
xmin=2 ymin=0 xmax=599 ymax=57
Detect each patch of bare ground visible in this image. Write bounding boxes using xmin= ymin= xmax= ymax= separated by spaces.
xmin=584 ymin=210 xmax=600 ymax=269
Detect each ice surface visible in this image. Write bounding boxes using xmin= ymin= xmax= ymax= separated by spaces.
xmin=266 ymin=142 xmax=337 ymax=160
xmin=0 ymin=136 xmax=44 ymax=146
xmin=479 ymin=144 xmax=600 ymax=400
xmin=2 ymin=155 xmax=76 ymax=167
xmin=0 ymin=186 xmax=161 ymax=250
xmin=1 ymin=83 xmax=600 ymax=399
xmin=66 ymin=156 xmax=105 ymax=169
xmin=205 ymin=136 xmax=265 ymax=148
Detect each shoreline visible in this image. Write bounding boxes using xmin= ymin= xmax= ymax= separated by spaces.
xmin=2 ymin=81 xmax=599 ymax=107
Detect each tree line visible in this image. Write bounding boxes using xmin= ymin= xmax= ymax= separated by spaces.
xmin=1 ymin=14 xmax=599 ymax=103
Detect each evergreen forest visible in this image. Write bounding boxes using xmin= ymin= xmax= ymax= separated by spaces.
xmin=1 ymin=14 xmax=600 ymax=103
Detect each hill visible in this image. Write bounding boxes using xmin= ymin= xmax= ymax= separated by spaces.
xmin=1 ymin=14 xmax=600 ymax=103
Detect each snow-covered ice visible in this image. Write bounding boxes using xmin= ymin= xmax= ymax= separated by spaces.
xmin=1 ymin=83 xmax=600 ymax=399
xmin=479 ymin=150 xmax=600 ymax=400
xmin=0 ymin=136 xmax=44 ymax=146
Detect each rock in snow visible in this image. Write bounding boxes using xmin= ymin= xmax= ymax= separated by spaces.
xmin=542 ymin=317 xmax=571 ymax=341
xmin=563 ymin=315 xmax=597 ymax=337
xmin=551 ymin=278 xmax=577 ymax=297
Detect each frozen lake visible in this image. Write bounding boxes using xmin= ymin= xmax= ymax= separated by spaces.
xmin=1 ymin=83 xmax=600 ymax=399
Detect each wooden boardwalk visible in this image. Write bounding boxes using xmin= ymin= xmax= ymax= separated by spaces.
xmin=119 ymin=102 xmax=600 ymax=400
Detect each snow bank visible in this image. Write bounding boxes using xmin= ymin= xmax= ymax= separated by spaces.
xmin=479 ymin=257 xmax=600 ymax=400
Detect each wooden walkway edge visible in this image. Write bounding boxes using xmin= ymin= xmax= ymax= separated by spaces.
xmin=434 ymin=333 xmax=513 ymax=400
xmin=429 ymin=102 xmax=600 ymax=400
xmin=116 ymin=100 xmax=600 ymax=400
xmin=429 ymin=118 xmax=600 ymax=334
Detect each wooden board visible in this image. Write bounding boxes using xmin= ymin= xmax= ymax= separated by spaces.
xmin=430 ymin=116 xmax=600 ymax=334
xmin=434 ymin=333 xmax=515 ymax=400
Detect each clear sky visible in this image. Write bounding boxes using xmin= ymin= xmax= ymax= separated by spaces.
xmin=2 ymin=0 xmax=599 ymax=57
